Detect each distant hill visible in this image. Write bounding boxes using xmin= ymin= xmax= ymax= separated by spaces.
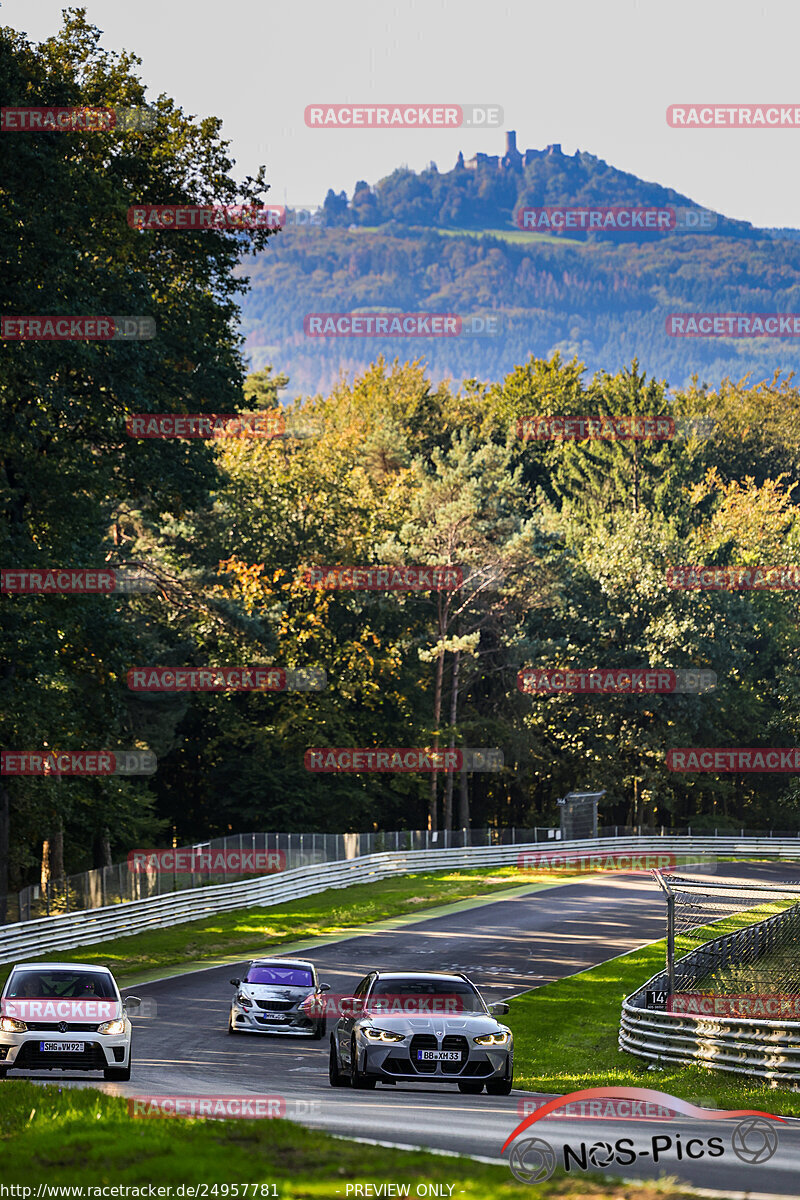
xmin=317 ymin=133 xmax=760 ymax=241
xmin=238 ymin=135 xmax=800 ymax=396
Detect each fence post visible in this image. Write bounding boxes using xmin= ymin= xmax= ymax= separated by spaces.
xmin=666 ymin=891 xmax=676 ymax=995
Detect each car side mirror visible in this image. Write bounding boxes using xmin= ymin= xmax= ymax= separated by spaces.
xmin=319 ymin=983 xmax=331 ymax=993
xmin=123 ymin=995 xmax=142 ymax=1010
xmin=488 ymin=1001 xmax=509 ymax=1015
xmin=339 ymin=996 xmax=362 ymax=1017
xmin=229 ymin=978 xmax=241 ymax=987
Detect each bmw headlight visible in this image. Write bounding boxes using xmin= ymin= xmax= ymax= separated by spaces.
xmin=0 ymin=1016 xmax=27 ymax=1033
xmin=473 ymin=1031 xmax=510 ymax=1045
xmin=97 ymin=1019 xmax=126 ymax=1035
xmin=363 ymin=1027 xmax=404 ymax=1042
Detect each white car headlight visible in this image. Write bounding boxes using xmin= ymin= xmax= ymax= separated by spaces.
xmin=473 ymin=1031 xmax=510 ymax=1045
xmin=236 ymin=994 xmax=253 ymax=1008
xmin=0 ymin=1016 xmax=27 ymax=1033
xmin=363 ymin=1027 xmax=404 ymax=1042
xmin=98 ymin=1019 xmax=126 ymax=1035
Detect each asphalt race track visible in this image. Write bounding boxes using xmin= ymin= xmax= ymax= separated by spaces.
xmin=17 ymin=863 xmax=800 ymax=1196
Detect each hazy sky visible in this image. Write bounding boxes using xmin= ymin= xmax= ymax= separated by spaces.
xmin=4 ymin=0 xmax=800 ymax=228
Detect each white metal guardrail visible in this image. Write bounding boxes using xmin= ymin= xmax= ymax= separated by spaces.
xmin=620 ymin=986 xmax=800 ymax=1082
xmin=1 ymin=835 xmax=799 ymax=966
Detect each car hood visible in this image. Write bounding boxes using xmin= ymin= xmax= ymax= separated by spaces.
xmin=354 ymin=1012 xmax=509 ymax=1036
xmin=237 ymin=985 xmax=314 ymax=1003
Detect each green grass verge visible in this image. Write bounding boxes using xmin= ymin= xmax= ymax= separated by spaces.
xmin=347 ymin=225 xmax=583 ymax=246
xmin=0 ymin=1080 xmax=700 ymax=1195
xmin=506 ymin=938 xmax=800 ymax=1115
xmin=0 ymin=867 xmax=579 ymax=990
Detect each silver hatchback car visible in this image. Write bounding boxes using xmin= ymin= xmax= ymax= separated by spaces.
xmin=329 ymin=971 xmax=513 ymax=1094
xmin=228 ymin=957 xmax=330 ymax=1037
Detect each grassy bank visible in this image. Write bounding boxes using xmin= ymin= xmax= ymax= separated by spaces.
xmin=506 ymin=938 xmax=800 ymax=1116
xmin=0 ymin=1080 xmax=700 ymax=1195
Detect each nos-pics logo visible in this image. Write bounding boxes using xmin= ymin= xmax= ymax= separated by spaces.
xmin=504 ymin=1088 xmax=782 ymax=1184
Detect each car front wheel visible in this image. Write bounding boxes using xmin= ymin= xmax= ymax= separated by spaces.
xmin=485 ymin=1077 xmax=513 ymax=1096
xmin=350 ymin=1037 xmax=376 ymax=1089
xmin=104 ymin=1055 xmax=131 ymax=1082
xmin=329 ymin=1039 xmax=349 ymax=1087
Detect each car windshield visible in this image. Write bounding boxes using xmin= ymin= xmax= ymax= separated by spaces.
xmin=367 ymin=978 xmax=485 ymax=1013
xmin=245 ymin=966 xmax=314 ymax=987
xmin=6 ymin=970 xmax=116 ymax=999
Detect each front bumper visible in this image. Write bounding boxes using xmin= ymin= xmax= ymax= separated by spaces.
xmin=356 ymin=1033 xmax=512 ymax=1081
xmin=230 ymin=1003 xmax=321 ymax=1036
xmin=0 ymin=1029 xmax=131 ymax=1072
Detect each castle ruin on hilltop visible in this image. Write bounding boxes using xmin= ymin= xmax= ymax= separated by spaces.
xmin=456 ymin=131 xmax=569 ymax=172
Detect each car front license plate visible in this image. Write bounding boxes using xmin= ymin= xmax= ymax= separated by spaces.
xmin=259 ymin=1012 xmax=287 ymax=1020
xmin=40 ymin=1041 xmax=84 ymax=1052
xmin=417 ymin=1050 xmax=461 ymax=1061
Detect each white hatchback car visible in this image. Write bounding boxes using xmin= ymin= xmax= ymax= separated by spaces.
xmin=0 ymin=962 xmax=140 ymax=1081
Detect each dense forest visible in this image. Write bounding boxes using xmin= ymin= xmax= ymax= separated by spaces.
xmin=239 ymin=225 xmax=800 ymax=395
xmin=4 ymin=14 xmax=800 ymax=900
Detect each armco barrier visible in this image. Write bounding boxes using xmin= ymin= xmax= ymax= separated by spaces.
xmin=620 ymin=876 xmax=800 ymax=1082
xmin=1 ymin=835 xmax=798 ymax=966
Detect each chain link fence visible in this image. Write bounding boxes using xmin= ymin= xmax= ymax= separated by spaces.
xmin=654 ymin=871 xmax=800 ymax=1003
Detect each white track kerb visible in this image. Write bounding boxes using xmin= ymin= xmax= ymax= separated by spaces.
xmin=0 ymin=835 xmax=797 ymax=965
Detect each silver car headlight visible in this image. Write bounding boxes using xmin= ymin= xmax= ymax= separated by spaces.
xmin=363 ymin=1027 xmax=405 ymax=1042
xmin=236 ymin=993 xmax=253 ymax=1008
xmin=473 ymin=1031 xmax=510 ymax=1045
xmin=97 ymin=1019 xmax=126 ymax=1035
xmin=0 ymin=1016 xmax=27 ymax=1033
